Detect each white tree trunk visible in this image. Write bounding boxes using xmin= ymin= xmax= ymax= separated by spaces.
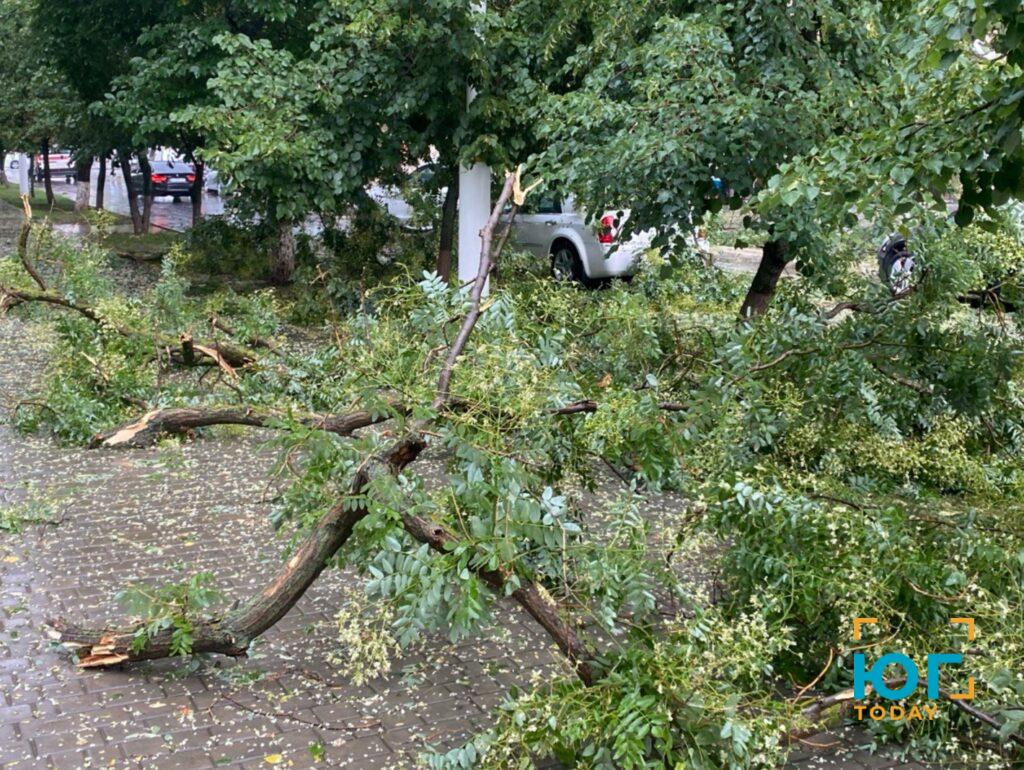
xmin=74 ymin=180 xmax=90 ymax=211
xmin=458 ymin=161 xmax=492 ymax=293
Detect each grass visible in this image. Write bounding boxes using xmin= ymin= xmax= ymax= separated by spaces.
xmin=100 ymin=229 xmax=180 ymax=260
xmin=0 ymin=181 xmax=130 ymax=225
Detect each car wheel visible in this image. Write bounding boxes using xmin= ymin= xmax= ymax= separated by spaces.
xmin=172 ymin=196 xmax=181 ymax=202
xmin=877 ymin=233 xmax=917 ymax=294
xmin=550 ymin=243 xmax=599 ymax=289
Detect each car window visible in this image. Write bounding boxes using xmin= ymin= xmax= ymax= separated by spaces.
xmin=512 ymin=193 xmax=563 ymax=215
xmin=151 ymin=161 xmax=190 ymax=172
xmin=536 ymin=195 xmax=562 ymax=214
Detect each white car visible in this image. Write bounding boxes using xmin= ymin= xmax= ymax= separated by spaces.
xmin=506 ymin=194 xmax=651 ymax=287
xmin=371 ymin=169 xmax=652 ymax=286
xmin=33 ymin=149 xmax=76 ymax=182
xmin=204 ymin=168 xmax=221 ymax=195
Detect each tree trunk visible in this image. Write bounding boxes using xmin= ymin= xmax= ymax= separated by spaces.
xmin=739 ymin=239 xmax=791 ymax=319
xmin=74 ymin=157 xmax=92 ymax=211
xmin=190 ymin=161 xmax=204 ymax=226
xmin=0 ymin=144 xmax=6 ymax=184
xmin=137 ymin=154 xmax=154 ymax=233
xmin=119 ymin=155 xmax=143 ymax=234
xmin=436 ymin=173 xmax=459 ymax=283
xmin=269 ymin=220 xmax=296 ymax=285
xmin=41 ymin=138 xmax=54 ymax=207
xmin=96 ymin=155 xmax=106 ymax=210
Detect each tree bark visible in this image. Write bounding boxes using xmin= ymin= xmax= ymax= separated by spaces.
xmin=41 ymin=138 xmax=54 ymax=207
xmin=269 ymin=220 xmax=296 ymax=285
xmin=190 ymin=161 xmax=204 ymax=226
xmin=739 ymin=239 xmax=790 ymax=319
xmin=436 ymin=172 xmax=459 ymax=283
xmin=137 ymin=154 xmax=154 ymax=233
xmin=96 ymin=155 xmax=106 ymax=210
xmin=119 ymin=154 xmax=144 ymax=234
xmin=0 ymin=144 xmax=6 ymax=184
xmin=74 ymin=157 xmax=92 ymax=211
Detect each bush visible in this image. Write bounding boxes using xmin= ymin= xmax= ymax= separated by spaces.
xmin=180 ymin=216 xmax=271 ymax=280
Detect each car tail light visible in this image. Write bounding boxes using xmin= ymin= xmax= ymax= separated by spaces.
xmin=186 ymin=174 xmax=195 ymax=183
xmin=150 ymin=173 xmax=167 ymax=184
xmin=598 ymin=215 xmax=616 ymax=244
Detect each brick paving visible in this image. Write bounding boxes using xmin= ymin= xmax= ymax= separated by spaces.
xmin=0 ymin=208 xmax=951 ymax=768
xmin=0 ymin=369 xmax=559 ymax=768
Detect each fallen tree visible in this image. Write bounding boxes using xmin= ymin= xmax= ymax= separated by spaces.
xmin=5 ymin=170 xmax=1022 ymax=767
xmin=52 ymin=170 xmax=599 ymax=689
xmin=90 ymin=397 xmax=689 ymax=448
xmin=90 ymin=404 xmax=404 ymax=447
xmin=48 ymin=170 xmax=600 ymax=677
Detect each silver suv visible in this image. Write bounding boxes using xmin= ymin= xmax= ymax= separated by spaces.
xmin=371 ymin=172 xmax=652 ymax=286
xmin=507 ymin=194 xmax=651 ymax=287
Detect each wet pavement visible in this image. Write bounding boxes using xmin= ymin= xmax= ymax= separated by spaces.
xmin=0 ymin=202 xmax=973 ymax=768
xmin=50 ymin=165 xmax=224 ymax=233
xmin=0 ymin=312 xmax=571 ymax=769
xmin=3 ymin=157 xmax=223 ymax=233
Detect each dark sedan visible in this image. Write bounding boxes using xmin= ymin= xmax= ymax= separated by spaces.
xmin=132 ymin=160 xmax=195 ymax=201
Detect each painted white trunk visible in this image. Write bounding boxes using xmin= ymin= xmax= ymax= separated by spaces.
xmin=17 ymin=154 xmax=31 ymax=196
xmin=457 ymin=161 xmax=492 ymax=293
xmin=75 ymin=167 xmax=92 ymax=211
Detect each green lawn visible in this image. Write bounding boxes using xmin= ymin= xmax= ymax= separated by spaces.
xmin=100 ymin=229 xmax=180 ymax=260
xmin=0 ymin=181 xmax=129 ymax=225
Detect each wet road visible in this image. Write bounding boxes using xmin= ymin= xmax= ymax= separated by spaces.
xmin=3 ymin=157 xmax=223 ymax=232
xmin=50 ymin=163 xmax=225 ymax=232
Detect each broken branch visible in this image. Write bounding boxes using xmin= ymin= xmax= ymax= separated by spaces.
xmin=0 ymin=285 xmax=258 ymax=368
xmin=90 ymin=404 xmax=404 ymax=448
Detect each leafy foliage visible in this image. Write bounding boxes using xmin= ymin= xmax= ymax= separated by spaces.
xmin=7 ymin=214 xmax=1024 ymax=764
xmin=117 ymin=572 xmax=222 ymax=656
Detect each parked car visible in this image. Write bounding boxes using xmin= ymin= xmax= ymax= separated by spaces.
xmin=33 ymin=149 xmax=75 ymax=183
xmin=370 ymin=164 xmax=651 ymax=286
xmin=204 ymin=168 xmax=221 ymax=195
xmin=504 ymin=194 xmax=651 ymax=287
xmin=131 ymin=160 xmax=195 ymax=201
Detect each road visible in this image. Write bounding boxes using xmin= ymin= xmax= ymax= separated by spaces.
xmin=3 ymin=157 xmax=223 ymax=232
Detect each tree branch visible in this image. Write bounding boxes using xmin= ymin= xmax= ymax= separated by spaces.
xmin=433 ymin=172 xmax=517 ymax=410
xmin=90 ymin=404 xmax=403 ymax=448
xmin=51 ymin=170 xmax=603 ymax=690
xmin=0 ymin=285 xmax=258 ymax=368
